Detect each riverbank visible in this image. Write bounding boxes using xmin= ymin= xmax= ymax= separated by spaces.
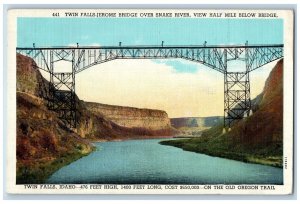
xmin=159 ymin=125 xmax=282 ymax=168
xmin=161 ymin=60 xmax=284 ymax=168
xmin=17 ymin=136 xmax=174 ymax=184
xmin=47 ymin=138 xmax=283 ymax=184
xmin=94 ymin=133 xmax=281 ymax=168
xmin=17 ymin=146 xmax=95 ymax=184
xmin=89 ymin=135 xmax=175 ymax=142
xmin=160 ymin=139 xmax=282 ymax=168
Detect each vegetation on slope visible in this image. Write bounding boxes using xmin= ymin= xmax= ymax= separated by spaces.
xmin=161 ymin=59 xmax=284 ymax=168
xmin=16 ymin=53 xmax=175 ymax=183
xmin=16 ymin=92 xmax=94 ymax=184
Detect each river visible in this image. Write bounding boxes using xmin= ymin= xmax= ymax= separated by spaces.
xmin=47 ymin=139 xmax=283 ymax=184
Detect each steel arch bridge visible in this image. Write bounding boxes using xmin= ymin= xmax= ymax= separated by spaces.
xmin=16 ymin=42 xmax=283 ymax=128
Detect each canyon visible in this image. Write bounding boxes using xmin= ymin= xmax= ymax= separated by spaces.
xmin=85 ymin=102 xmax=171 ymax=131
xmin=161 ymin=59 xmax=284 ymax=167
xmin=16 ymin=54 xmax=173 ymax=183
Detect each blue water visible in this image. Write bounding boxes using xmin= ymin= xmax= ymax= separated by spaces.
xmin=47 ymin=139 xmax=283 ymax=184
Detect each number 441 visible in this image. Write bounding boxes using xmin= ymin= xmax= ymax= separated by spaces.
xmin=52 ymin=12 xmax=60 ymax=17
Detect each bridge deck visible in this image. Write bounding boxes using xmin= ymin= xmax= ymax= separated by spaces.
xmin=17 ymin=44 xmax=284 ymax=50
xmin=16 ymin=43 xmax=284 ymax=128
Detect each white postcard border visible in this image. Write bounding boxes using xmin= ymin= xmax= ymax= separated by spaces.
xmin=6 ymin=8 xmax=294 ymax=195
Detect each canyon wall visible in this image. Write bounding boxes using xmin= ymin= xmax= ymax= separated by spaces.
xmin=16 ymin=53 xmax=175 ymax=183
xmin=85 ymin=102 xmax=171 ymax=131
xmin=161 ymin=59 xmax=284 ymax=167
xmin=170 ymin=116 xmax=222 ymax=129
xmin=16 ymin=54 xmax=94 ymax=183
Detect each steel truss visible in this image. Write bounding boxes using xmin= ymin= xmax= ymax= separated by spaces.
xmin=17 ymin=43 xmax=283 ymax=128
xmin=224 ymin=71 xmax=251 ymax=127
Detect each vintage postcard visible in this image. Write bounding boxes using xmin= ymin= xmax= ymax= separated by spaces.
xmin=6 ymin=9 xmax=294 ymax=194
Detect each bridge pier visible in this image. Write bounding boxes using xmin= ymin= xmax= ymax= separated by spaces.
xmin=224 ymin=71 xmax=251 ymax=127
xmin=47 ymin=50 xmax=77 ymax=128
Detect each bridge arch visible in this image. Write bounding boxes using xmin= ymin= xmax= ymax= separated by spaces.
xmin=17 ymin=43 xmax=283 ymax=128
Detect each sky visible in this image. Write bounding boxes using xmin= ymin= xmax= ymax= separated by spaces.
xmin=17 ymin=17 xmax=283 ymax=117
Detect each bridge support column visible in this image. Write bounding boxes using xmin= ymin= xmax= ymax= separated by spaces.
xmin=48 ymin=50 xmax=77 ymax=128
xmin=224 ymin=71 xmax=251 ymax=128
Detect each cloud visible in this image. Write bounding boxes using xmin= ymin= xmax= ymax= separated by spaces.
xmin=76 ymin=59 xmax=225 ymax=117
xmin=153 ymin=59 xmax=200 ymax=73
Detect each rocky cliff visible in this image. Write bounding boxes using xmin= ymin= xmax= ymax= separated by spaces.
xmin=85 ymin=102 xmax=171 ymax=131
xmin=16 ymin=54 xmax=94 ymax=184
xmin=171 ymin=117 xmax=222 ymax=129
xmin=170 ymin=116 xmax=223 ymax=136
xmin=17 ymin=53 xmax=50 ymax=98
xmin=161 ymin=59 xmax=284 ymax=167
xmin=76 ymin=102 xmax=173 ymax=140
xmin=16 ymin=53 xmax=174 ymax=183
xmin=230 ymin=59 xmax=283 ymax=146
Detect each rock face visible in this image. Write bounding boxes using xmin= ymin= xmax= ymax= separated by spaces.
xmin=170 ymin=116 xmax=223 ymax=136
xmin=16 ymin=53 xmax=174 ymax=183
xmin=17 ymin=54 xmax=50 ymax=98
xmin=16 ymin=54 xmax=93 ymax=184
xmin=161 ymin=59 xmax=284 ymax=167
xmin=76 ymin=102 xmax=174 ymax=140
xmin=231 ymin=59 xmax=283 ymax=146
xmin=85 ymin=102 xmax=171 ymax=131
xmin=171 ymin=117 xmax=222 ymax=129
